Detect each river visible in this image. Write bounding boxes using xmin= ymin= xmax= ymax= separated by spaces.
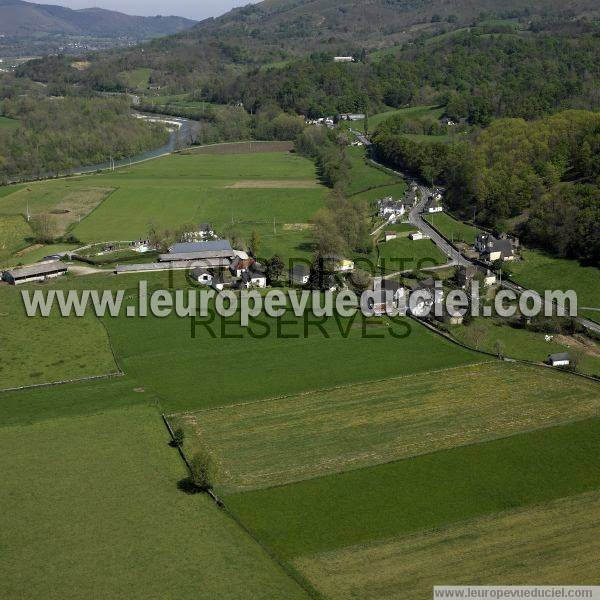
xmin=4 ymin=113 xmax=193 ymax=185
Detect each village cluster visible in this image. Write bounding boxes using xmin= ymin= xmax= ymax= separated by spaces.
xmin=0 ymin=188 xmax=572 ymax=369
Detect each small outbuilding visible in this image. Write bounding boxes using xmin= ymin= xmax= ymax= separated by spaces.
xmin=290 ymin=264 xmax=310 ymax=286
xmin=547 ymin=353 xmax=570 ymax=367
xmin=191 ymin=267 xmax=213 ymax=285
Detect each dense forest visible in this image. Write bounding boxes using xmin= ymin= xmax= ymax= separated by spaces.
xmin=16 ymin=19 xmax=600 ymax=124
xmin=0 ymin=95 xmax=168 ymax=182
xmin=372 ymin=110 xmax=600 ymax=264
xmin=200 ymin=28 xmax=600 ymax=122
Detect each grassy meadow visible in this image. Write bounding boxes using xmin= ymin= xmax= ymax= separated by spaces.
xmin=171 ymin=362 xmax=600 ymax=492
xmin=0 ymin=115 xmax=20 ymax=130
xmin=343 ymin=105 xmax=446 ymax=132
xmin=0 ymin=403 xmax=309 ymax=600
xmin=425 ymin=211 xmax=482 ymax=244
xmin=346 ymin=147 xmax=397 ymax=195
xmin=296 ymin=491 xmax=600 ymax=600
xmin=225 ymin=417 xmax=600 ymax=559
xmin=378 ymin=235 xmax=447 ymax=272
xmin=102 ymin=274 xmax=479 ymax=413
xmin=0 ymin=280 xmax=117 ymax=389
xmin=118 ymin=68 xmax=153 ymax=90
xmin=0 ymin=150 xmax=328 ymax=262
xmin=0 ymin=214 xmax=32 ymax=261
xmin=453 ymin=318 xmax=600 ymax=378
xmin=511 ymin=249 xmax=600 ymax=323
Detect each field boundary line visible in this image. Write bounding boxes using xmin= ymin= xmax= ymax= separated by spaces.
xmin=160 ymin=413 xmax=324 ymax=599
xmin=0 ymin=370 xmax=124 ymax=394
xmin=167 ymin=361 xmax=494 ymax=418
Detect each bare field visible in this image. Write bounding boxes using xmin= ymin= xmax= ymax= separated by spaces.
xmin=295 ymin=491 xmax=600 ymax=600
xmin=172 ymin=363 xmax=600 ymax=492
xmin=189 ymin=141 xmax=294 ymax=154
xmin=225 ymin=180 xmax=321 ymax=189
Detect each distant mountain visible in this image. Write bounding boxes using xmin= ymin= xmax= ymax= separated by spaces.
xmin=0 ymin=0 xmax=196 ymax=39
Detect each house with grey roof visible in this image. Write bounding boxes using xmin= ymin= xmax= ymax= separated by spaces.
xmin=190 ymin=267 xmax=213 ymax=285
xmin=290 ymin=264 xmax=310 ymax=286
xmin=475 ymin=234 xmax=515 ymax=262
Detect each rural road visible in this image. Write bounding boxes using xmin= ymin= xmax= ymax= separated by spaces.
xmin=408 ymin=185 xmax=471 ymax=268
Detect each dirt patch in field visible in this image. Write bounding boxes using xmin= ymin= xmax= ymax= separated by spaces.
xmin=554 ymin=334 xmax=600 ymax=358
xmin=46 ymin=187 xmax=115 ymax=235
xmin=283 ymin=223 xmax=315 ymax=231
xmin=70 ymin=61 xmax=91 ymax=71
xmin=226 ymin=180 xmax=320 ymax=189
xmin=190 ymin=141 xmax=294 ymax=155
xmin=14 ymin=244 xmax=43 ymax=257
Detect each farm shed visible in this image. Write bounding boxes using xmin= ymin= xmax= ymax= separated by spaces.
xmin=2 ymin=262 xmax=68 ymax=285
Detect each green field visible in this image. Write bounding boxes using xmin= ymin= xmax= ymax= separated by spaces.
xmin=348 ymin=105 xmax=446 ymax=131
xmin=453 ymin=318 xmax=600 ymax=378
xmin=511 ymin=249 xmax=600 ymax=323
xmin=0 ymin=184 xmax=24 ymax=198
xmin=118 ymin=68 xmax=153 ymax=90
xmin=425 ymin=211 xmax=482 ymax=244
xmin=296 ymin=491 xmax=600 ymax=600
xmin=1 ymin=243 xmax=77 ymax=267
xmin=346 ymin=147 xmax=397 ymax=194
xmin=350 ymin=182 xmax=407 ymax=203
xmin=225 ymin=417 xmax=600 ymax=559
xmin=378 ymin=235 xmax=447 ymax=272
xmin=0 ymin=402 xmax=309 ymax=599
xmin=101 ymin=274 xmax=479 ymax=413
xmin=0 ymin=151 xmax=327 ymax=262
xmin=0 ymin=115 xmax=20 ymax=129
xmin=0 ymin=281 xmax=117 ymax=389
xmin=171 ymin=362 xmax=600 ymax=492
xmin=0 ymin=214 xmax=32 ymax=261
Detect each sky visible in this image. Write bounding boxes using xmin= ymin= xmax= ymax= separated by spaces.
xmin=32 ymin=0 xmax=258 ymax=20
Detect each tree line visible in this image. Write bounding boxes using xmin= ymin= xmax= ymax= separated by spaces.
xmin=372 ymin=109 xmax=600 ymax=265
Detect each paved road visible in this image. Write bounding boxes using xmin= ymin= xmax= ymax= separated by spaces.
xmin=408 ymin=185 xmax=471 ymax=268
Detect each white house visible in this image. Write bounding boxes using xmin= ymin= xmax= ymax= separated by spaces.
xmin=369 ymin=278 xmax=408 ymax=317
xmin=340 ymin=113 xmax=365 ymax=121
xmin=333 ymin=56 xmax=355 ymax=63
xmin=409 ymin=231 xmax=424 ymax=241
xmin=548 ymin=353 xmax=570 ymax=367
xmin=333 ymin=259 xmax=355 ymax=273
xmin=385 ymin=231 xmax=398 ymax=242
xmin=378 ymin=197 xmax=406 ymax=220
xmin=425 ymin=195 xmax=443 ymax=213
xmin=241 ymin=263 xmax=267 ymax=288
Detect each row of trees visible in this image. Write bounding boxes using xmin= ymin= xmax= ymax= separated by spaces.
xmin=295 ymin=126 xmax=352 ymax=190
